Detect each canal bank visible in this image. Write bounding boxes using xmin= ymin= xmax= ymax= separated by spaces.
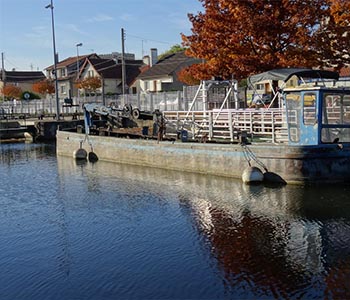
xmin=0 ymin=118 xmax=84 ymax=142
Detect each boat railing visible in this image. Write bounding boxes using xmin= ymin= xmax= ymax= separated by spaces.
xmin=163 ymin=108 xmax=288 ymax=143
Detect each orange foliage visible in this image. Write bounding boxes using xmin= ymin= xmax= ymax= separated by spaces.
xmin=75 ymin=77 xmax=101 ymax=92
xmin=177 ymin=65 xmax=203 ymax=85
xmin=317 ymin=0 xmax=350 ymax=70
xmin=1 ymin=85 xmax=22 ymax=99
xmin=32 ymin=79 xmax=55 ymax=95
xmin=182 ymin=0 xmax=350 ymax=80
xmin=330 ymin=0 xmax=350 ymax=26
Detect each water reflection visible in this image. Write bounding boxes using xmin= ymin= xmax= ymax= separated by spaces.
xmin=57 ymin=157 xmax=350 ymax=299
xmin=0 ymin=142 xmax=55 ymax=165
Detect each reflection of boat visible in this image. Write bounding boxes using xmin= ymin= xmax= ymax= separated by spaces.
xmin=0 ymin=120 xmax=31 ymax=141
xmin=57 ymin=156 xmax=350 ymax=299
xmin=56 ymin=69 xmax=350 ymax=184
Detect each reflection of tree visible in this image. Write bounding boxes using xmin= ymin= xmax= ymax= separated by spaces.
xmin=325 ymin=257 xmax=350 ymax=299
xmin=206 ymin=209 xmax=308 ymax=298
xmin=55 ymin=157 xmax=350 ymax=299
xmin=183 ymin=189 xmax=350 ymax=299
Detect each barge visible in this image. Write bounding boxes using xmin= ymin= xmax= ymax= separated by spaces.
xmin=56 ymin=69 xmax=350 ymax=184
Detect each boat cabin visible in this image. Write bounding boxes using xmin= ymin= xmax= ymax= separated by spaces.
xmin=249 ymin=68 xmax=350 ymax=146
xmin=284 ymin=86 xmax=350 ymax=146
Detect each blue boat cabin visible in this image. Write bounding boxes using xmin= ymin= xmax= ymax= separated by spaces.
xmin=284 ymin=86 xmax=350 ymax=146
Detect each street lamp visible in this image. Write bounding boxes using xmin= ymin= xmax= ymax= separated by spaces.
xmin=45 ymin=0 xmax=60 ymax=121
xmin=76 ymin=43 xmax=82 ymax=79
xmin=76 ymin=43 xmax=82 ymax=101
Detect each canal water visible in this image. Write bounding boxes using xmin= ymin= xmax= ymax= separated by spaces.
xmin=0 ymin=142 xmax=349 ymax=300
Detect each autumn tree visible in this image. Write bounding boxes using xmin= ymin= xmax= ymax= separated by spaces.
xmin=76 ymin=77 xmax=102 ymax=95
xmin=1 ymin=85 xmax=22 ymax=100
xmin=177 ymin=65 xmax=201 ymax=85
xmin=182 ymin=0 xmax=350 ymax=80
xmin=32 ymin=79 xmax=55 ymax=95
xmin=316 ymin=0 xmax=350 ymax=70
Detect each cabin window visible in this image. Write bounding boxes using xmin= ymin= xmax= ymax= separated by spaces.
xmin=303 ymin=93 xmax=317 ymax=126
xmin=322 ymin=94 xmax=350 ymax=125
xmin=285 ymin=92 xmax=301 ymax=142
xmin=321 ymin=93 xmax=350 ymax=143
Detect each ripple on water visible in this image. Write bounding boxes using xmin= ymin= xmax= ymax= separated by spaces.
xmin=1 ymin=144 xmax=350 ymax=299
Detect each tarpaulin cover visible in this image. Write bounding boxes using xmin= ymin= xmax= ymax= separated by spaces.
xmin=248 ymin=68 xmax=339 ymax=84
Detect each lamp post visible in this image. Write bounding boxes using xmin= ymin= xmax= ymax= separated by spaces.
xmin=76 ymin=43 xmax=82 ymax=79
xmin=76 ymin=43 xmax=82 ymax=101
xmin=45 ymin=0 xmax=60 ymax=120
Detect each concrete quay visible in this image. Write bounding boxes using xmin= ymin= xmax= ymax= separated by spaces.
xmin=1 ymin=118 xmax=84 ymax=141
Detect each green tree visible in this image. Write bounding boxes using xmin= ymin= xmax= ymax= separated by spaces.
xmin=158 ymin=44 xmax=186 ymax=60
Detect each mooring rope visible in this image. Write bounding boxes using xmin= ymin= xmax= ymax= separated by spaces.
xmin=80 ymin=132 xmax=94 ymax=153
xmin=241 ymin=143 xmax=268 ymax=172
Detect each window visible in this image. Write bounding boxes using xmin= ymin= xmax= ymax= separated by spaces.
xmin=322 ymin=94 xmax=350 ymax=125
xmin=322 ymin=93 xmax=350 ymax=143
xmin=303 ymin=93 xmax=317 ymax=125
xmin=88 ymin=70 xmax=94 ymax=77
xmin=285 ymin=92 xmax=301 ymax=142
xmin=144 ymin=81 xmax=149 ymax=91
xmin=255 ymin=84 xmax=264 ymax=90
xmin=60 ymin=85 xmax=66 ymax=94
xmin=60 ymin=68 xmax=66 ymax=77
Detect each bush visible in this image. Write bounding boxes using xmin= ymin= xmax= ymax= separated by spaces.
xmin=21 ymin=91 xmax=41 ymax=100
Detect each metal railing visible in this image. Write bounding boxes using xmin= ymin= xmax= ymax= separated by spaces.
xmin=163 ymin=108 xmax=288 ymax=144
xmin=0 ymin=91 xmax=186 ymax=117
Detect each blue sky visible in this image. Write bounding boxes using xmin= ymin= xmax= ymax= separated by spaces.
xmin=0 ymin=0 xmax=203 ymax=71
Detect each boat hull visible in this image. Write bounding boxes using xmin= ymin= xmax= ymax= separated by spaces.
xmin=56 ymin=131 xmax=350 ymax=184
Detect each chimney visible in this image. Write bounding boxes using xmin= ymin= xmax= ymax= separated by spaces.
xmin=143 ymin=55 xmax=150 ymax=66
xmin=150 ymin=48 xmax=158 ymax=66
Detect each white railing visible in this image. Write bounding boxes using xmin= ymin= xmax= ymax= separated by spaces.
xmin=0 ymin=91 xmax=185 ymax=117
xmin=163 ymin=108 xmax=288 ymax=144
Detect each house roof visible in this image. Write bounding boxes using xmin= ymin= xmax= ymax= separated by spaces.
xmin=45 ymin=53 xmax=99 ymax=70
xmin=1 ymin=70 xmax=46 ymax=83
xmin=85 ymin=58 xmax=143 ymax=86
xmin=137 ymin=51 xmax=200 ymax=80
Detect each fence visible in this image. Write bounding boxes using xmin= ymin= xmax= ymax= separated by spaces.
xmin=0 ymin=82 xmax=241 ymax=117
xmin=163 ymin=108 xmax=288 ymax=144
xmin=0 ymin=91 xmax=188 ymax=117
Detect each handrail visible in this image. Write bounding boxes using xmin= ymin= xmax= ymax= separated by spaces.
xmin=164 ymin=108 xmax=288 ymax=143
